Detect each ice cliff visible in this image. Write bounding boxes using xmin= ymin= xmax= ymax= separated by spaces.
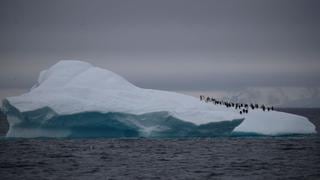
xmin=2 ymin=60 xmax=316 ymax=137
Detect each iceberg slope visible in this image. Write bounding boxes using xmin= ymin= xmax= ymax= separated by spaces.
xmin=234 ymin=110 xmax=316 ymax=136
xmin=3 ymin=60 xmax=245 ymax=138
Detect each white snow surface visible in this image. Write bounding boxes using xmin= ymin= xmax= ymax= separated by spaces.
xmin=235 ymin=109 xmax=316 ymax=135
xmin=5 ymin=60 xmax=317 ymax=135
xmin=6 ymin=60 xmax=241 ymax=125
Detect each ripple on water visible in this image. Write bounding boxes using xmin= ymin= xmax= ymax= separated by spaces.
xmin=0 ymin=137 xmax=319 ymax=180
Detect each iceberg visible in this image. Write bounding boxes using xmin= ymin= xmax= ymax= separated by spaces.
xmin=1 ymin=60 xmax=316 ymax=138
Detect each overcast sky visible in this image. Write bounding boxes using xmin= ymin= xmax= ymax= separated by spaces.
xmin=0 ymin=0 xmax=319 ymax=100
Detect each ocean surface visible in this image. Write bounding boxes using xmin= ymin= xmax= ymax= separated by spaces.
xmin=0 ymin=108 xmax=320 ymax=180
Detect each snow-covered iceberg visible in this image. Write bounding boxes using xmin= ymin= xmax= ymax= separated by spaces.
xmin=1 ymin=60 xmax=316 ymax=138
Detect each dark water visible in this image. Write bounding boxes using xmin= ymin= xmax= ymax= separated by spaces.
xmin=0 ymin=109 xmax=320 ymax=180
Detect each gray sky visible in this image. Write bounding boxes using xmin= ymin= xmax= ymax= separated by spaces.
xmin=0 ymin=0 xmax=320 ymax=102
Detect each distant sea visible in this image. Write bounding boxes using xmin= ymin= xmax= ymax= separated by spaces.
xmin=0 ymin=108 xmax=319 ymax=180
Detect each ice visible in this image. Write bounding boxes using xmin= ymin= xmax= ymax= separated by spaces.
xmin=1 ymin=60 xmax=316 ymax=137
xmin=234 ymin=109 xmax=316 ymax=135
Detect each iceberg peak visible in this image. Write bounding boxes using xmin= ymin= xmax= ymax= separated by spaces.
xmin=33 ymin=60 xmax=135 ymax=91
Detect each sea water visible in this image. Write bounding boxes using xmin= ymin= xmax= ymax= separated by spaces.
xmin=0 ymin=108 xmax=319 ymax=180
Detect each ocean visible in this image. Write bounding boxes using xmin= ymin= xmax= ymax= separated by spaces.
xmin=0 ymin=108 xmax=319 ymax=180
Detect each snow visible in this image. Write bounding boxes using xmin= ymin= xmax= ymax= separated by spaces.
xmin=2 ymin=60 xmax=317 ymax=137
xmin=6 ymin=60 xmax=241 ymax=125
xmin=234 ymin=109 xmax=316 ymax=135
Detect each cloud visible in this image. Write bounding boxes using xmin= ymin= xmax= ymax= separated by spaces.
xmin=0 ymin=0 xmax=319 ymax=105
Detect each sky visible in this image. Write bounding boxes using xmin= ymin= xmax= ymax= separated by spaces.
xmin=0 ymin=0 xmax=320 ymax=106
